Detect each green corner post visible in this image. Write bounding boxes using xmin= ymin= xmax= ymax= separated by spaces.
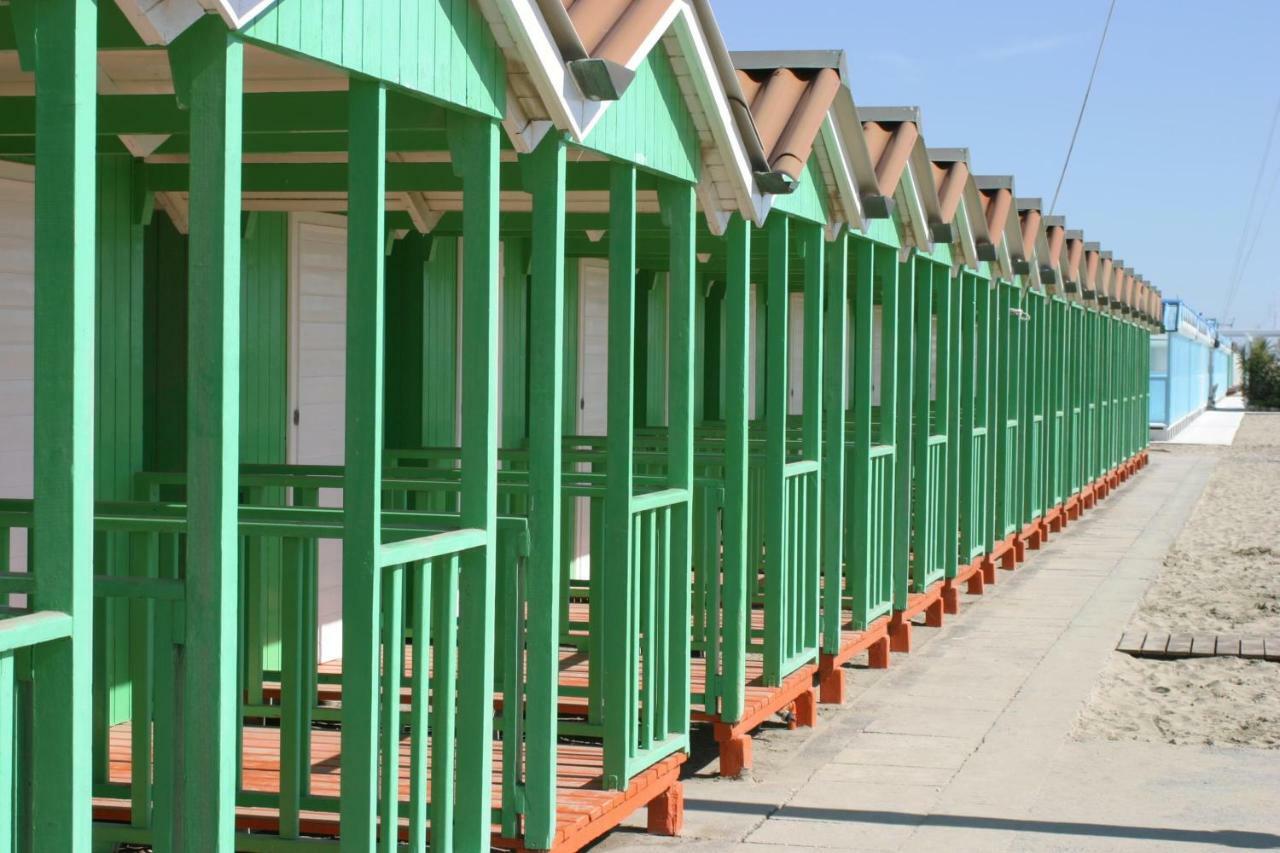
xmin=167 ymin=16 xmax=244 ymax=852
xmin=603 ymin=161 xmax=638 ymax=789
xmin=29 ymin=0 xmax=97 ymax=848
xmin=891 ymin=253 xmax=915 ymax=610
xmin=848 ymin=236 xmax=875 ymax=628
xmin=762 ymin=215 xmax=789 ymax=686
xmin=341 ymin=76 xmax=386 ymax=851
xmin=449 ymin=112 xmax=501 ymax=847
xmin=801 ymin=224 xmax=825 ymax=652
xmin=661 ymin=179 xmax=696 ymax=736
xmin=820 ymin=231 xmax=849 ymax=654
xmin=519 ymin=130 xmax=567 ymax=850
xmin=721 ymin=214 xmax=752 ymax=723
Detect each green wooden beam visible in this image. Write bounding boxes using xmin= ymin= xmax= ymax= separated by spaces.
xmin=518 ymin=131 xmax=567 ymax=850
xmin=801 ymin=224 xmax=824 ymax=651
xmin=170 ymin=16 xmax=242 ymax=852
xmin=0 ymin=91 xmax=447 ymax=136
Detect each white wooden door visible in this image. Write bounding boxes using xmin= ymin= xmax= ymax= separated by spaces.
xmin=572 ymin=260 xmax=609 ymax=579
xmin=0 ymin=165 xmax=34 ymax=599
xmin=788 ymin=291 xmax=804 ymax=415
xmin=871 ymin=305 xmax=882 ymax=406
xmin=288 ymin=213 xmax=347 ymax=661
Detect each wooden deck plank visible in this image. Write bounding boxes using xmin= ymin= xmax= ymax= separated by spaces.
xmin=1189 ymin=635 xmax=1216 ymax=657
xmin=1166 ymin=634 xmax=1193 ymax=657
xmin=1139 ymin=633 xmax=1169 ymax=657
xmin=1266 ymin=637 xmax=1280 ymax=662
xmin=1215 ymin=635 xmax=1241 ymax=656
xmin=95 ymin=721 xmax=683 ymax=850
xmin=1240 ymin=637 xmax=1266 ymax=660
xmin=1116 ymin=632 xmax=1146 ymax=655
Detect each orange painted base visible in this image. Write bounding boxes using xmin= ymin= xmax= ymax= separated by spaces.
xmin=93 ymin=724 xmax=685 ymax=853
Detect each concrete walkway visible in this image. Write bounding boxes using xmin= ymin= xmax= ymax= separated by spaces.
xmin=596 ymin=450 xmax=1280 ymax=852
xmin=1159 ymin=394 xmax=1246 ymax=446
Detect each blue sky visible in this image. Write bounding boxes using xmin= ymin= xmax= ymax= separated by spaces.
xmin=713 ymin=1 xmax=1280 ymax=330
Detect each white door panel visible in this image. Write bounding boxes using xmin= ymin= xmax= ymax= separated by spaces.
xmin=0 ymin=169 xmax=34 ymax=602
xmin=289 ymin=214 xmax=347 ymax=662
xmin=573 ymin=260 xmax=609 ymax=579
xmin=788 ymin=291 xmax=804 ymax=415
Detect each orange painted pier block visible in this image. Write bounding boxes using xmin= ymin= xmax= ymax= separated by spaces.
xmin=1019 ymin=518 xmax=1044 ymax=553
xmin=702 ymin=662 xmax=819 ymax=777
xmin=93 ymin=724 xmax=685 ymax=853
xmin=888 ymin=583 xmax=945 ymax=653
xmin=990 ymin=532 xmax=1020 ymax=571
xmin=818 ymin=615 xmax=891 ymax=705
xmin=944 ymin=556 xmax=985 ymax=615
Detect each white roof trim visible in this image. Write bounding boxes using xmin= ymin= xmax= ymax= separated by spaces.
xmin=114 ymin=0 xmax=275 ymax=45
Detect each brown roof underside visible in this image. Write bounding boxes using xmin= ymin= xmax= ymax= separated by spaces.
xmin=862 ymin=121 xmax=919 ymax=198
xmin=563 ymin=0 xmax=674 ymax=65
xmin=737 ymin=67 xmax=841 ymax=182
xmin=978 ymin=187 xmax=1013 ymax=249
xmin=931 ymin=160 xmax=969 ymax=224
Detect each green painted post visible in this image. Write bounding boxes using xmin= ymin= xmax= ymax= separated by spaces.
xmin=168 ymin=17 xmax=244 ymax=852
xmin=938 ymin=265 xmax=958 ymax=577
xmin=801 ymin=224 xmax=824 ymax=651
xmin=821 ymin=232 xmax=848 ymax=654
xmin=891 ymin=254 xmax=914 ymax=610
xmin=848 ymin=237 xmax=875 ymax=628
xmin=519 ymin=131 xmax=567 ymax=850
xmin=340 ymin=76 xmax=386 ymax=852
xmin=958 ymin=272 xmax=977 ymax=560
xmin=721 ymin=215 xmax=751 ymax=722
xmin=661 ymin=180 xmax=696 ymax=735
xmin=910 ymin=258 xmax=933 ymax=592
xmin=29 ymin=0 xmax=96 ymax=847
xmin=763 ymin=215 xmax=789 ymax=685
xmin=449 ymin=113 xmax=500 ymax=845
xmin=603 ymin=162 xmax=638 ymax=787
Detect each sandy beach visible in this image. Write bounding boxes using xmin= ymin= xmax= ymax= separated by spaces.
xmin=1074 ymin=414 xmax=1280 ymax=748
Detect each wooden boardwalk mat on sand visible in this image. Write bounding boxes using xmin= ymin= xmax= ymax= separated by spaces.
xmin=1116 ymin=632 xmax=1280 ymax=660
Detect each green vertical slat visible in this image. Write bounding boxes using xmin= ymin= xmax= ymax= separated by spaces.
xmin=167 ymin=17 xmax=243 ymax=852
xmin=430 ymin=555 xmax=458 ymax=850
xmin=449 ymin=113 xmax=499 ymax=846
xmin=278 ymin=537 xmax=303 ymax=839
xmin=407 ymin=562 xmax=431 ymax=852
xmin=603 ymin=162 xmax=637 ymax=788
xmin=821 ymin=232 xmax=848 ymax=650
xmin=518 ymin=132 xmax=566 ymax=850
xmin=340 ymin=76 xmax=387 ymax=851
xmin=1 ymin=651 xmax=13 ymax=853
xmin=762 ymin=216 xmax=788 ymax=686
xmin=379 ymin=568 xmax=404 ymax=853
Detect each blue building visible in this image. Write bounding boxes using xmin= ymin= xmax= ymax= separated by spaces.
xmin=1149 ymin=300 xmax=1239 ymax=438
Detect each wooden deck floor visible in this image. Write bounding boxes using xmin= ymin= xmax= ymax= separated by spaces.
xmin=93 ymin=722 xmax=684 ymax=850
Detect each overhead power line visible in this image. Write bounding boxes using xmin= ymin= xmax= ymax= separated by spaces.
xmin=1221 ymin=97 xmax=1280 ymax=323
xmin=1049 ymin=0 xmax=1118 ymax=216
